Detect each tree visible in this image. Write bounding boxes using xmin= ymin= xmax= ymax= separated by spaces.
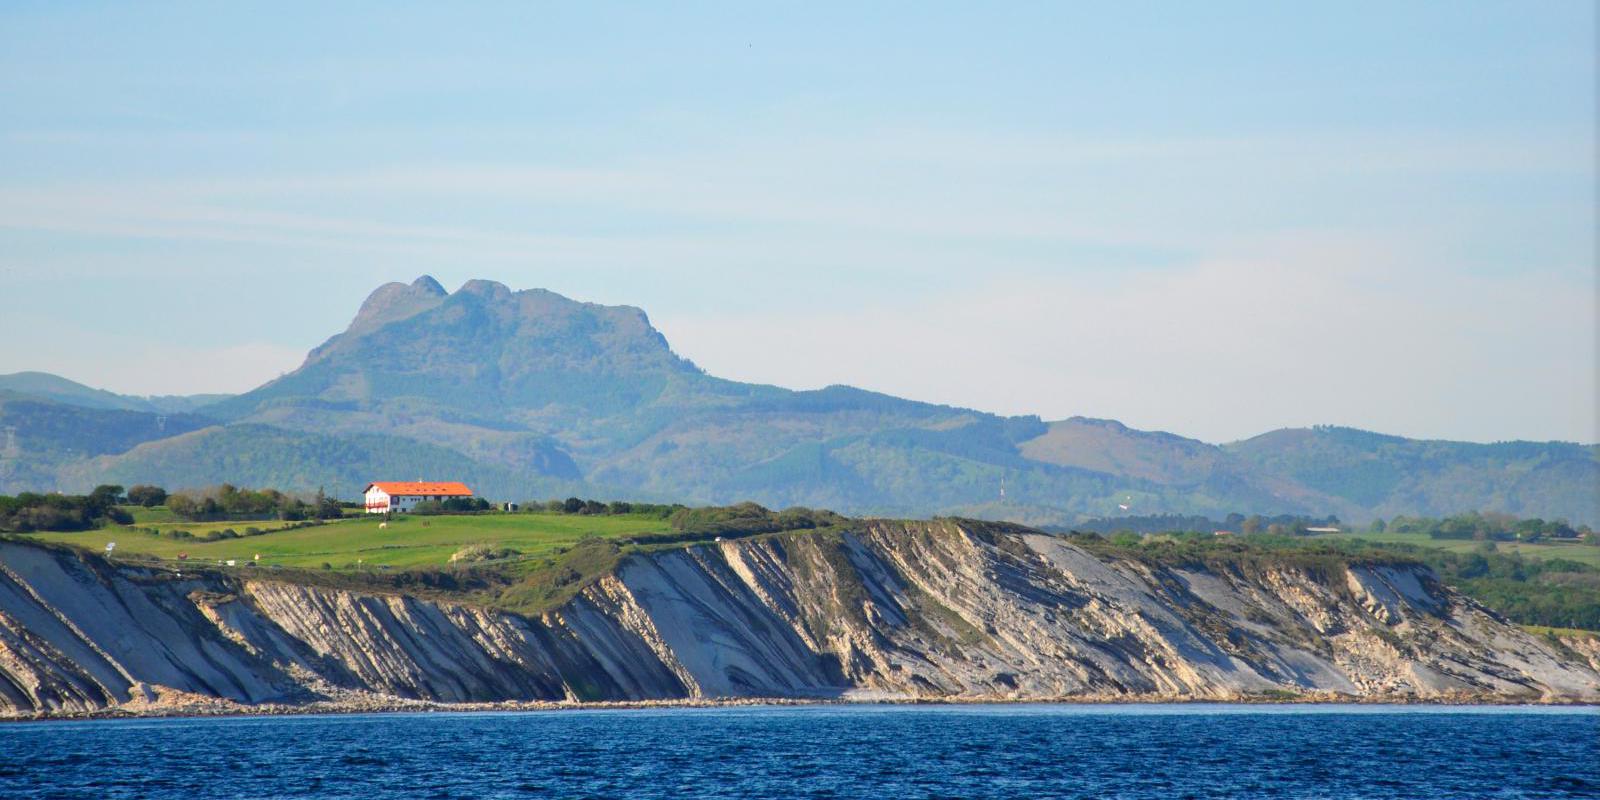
xmin=1370 ymin=518 xmax=1386 ymax=533
xmin=126 ymin=485 xmax=168 ymax=507
xmin=167 ymin=494 xmax=198 ymax=518
xmin=562 ymin=497 xmax=585 ymax=513
xmin=316 ymin=498 xmax=342 ymax=519
xmin=87 ymin=484 xmax=125 ymax=512
xmin=313 ymin=488 xmax=342 ymax=520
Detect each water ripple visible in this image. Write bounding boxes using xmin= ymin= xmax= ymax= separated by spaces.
xmin=0 ymin=704 xmax=1595 ymax=799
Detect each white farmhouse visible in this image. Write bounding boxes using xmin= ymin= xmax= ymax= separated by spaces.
xmin=363 ymin=481 xmax=474 ymax=514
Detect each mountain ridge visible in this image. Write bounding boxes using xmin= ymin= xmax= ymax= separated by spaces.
xmin=0 ymin=371 xmax=231 ymax=415
xmin=2 ymin=277 xmax=1594 ymax=525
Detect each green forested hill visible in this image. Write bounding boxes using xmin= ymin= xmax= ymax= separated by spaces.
xmin=0 ymin=372 xmax=230 ymax=414
xmin=3 ymin=277 xmax=1594 ymax=526
xmin=1225 ymin=426 xmax=1598 ymax=524
xmin=53 ymin=424 xmax=585 ymax=502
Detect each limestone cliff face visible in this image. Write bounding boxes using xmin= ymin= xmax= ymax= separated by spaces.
xmin=2 ymin=521 xmax=1596 ymax=716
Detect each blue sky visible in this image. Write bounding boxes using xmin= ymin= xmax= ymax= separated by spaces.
xmin=0 ymin=1 xmax=1593 ymax=443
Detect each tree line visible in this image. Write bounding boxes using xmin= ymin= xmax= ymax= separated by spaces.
xmin=0 ymin=483 xmax=345 ymax=532
xmin=0 ymin=485 xmax=132 ymax=532
xmin=534 ymin=497 xmax=685 ymax=518
xmin=165 ymin=484 xmax=344 ymax=521
xmin=527 ymin=498 xmax=845 ymax=537
xmin=1069 ymin=512 xmax=1342 ymax=537
xmin=409 ymin=497 xmax=492 ymax=514
xmin=1377 ymin=511 xmax=1590 ymax=543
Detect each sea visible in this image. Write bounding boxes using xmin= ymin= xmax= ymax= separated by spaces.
xmin=1 ymin=704 xmax=1595 ymax=799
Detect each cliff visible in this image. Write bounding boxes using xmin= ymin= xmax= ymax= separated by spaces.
xmin=2 ymin=521 xmax=1596 ymax=717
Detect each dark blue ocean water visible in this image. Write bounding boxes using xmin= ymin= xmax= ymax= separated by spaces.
xmin=1 ymin=704 xmax=1596 ymax=799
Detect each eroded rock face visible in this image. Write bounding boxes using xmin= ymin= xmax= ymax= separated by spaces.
xmin=2 ymin=522 xmax=1596 ymax=717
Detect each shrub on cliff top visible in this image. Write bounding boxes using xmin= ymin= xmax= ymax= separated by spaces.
xmin=450 ymin=543 xmax=521 ymax=563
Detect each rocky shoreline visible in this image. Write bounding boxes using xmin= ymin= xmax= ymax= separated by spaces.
xmin=7 ymin=688 xmax=1596 ymax=724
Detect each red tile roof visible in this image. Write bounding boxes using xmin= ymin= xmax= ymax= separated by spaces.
xmin=365 ymin=481 xmax=474 ymax=496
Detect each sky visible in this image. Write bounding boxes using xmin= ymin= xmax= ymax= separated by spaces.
xmin=0 ymin=1 xmax=1594 ymax=444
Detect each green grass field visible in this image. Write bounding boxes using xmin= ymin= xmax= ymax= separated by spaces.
xmin=123 ymin=505 xmax=183 ymax=524
xmin=1523 ymin=624 xmax=1600 ymax=640
xmin=26 ymin=511 xmax=673 ymax=569
xmin=135 ymin=518 xmax=308 ymax=536
xmin=1312 ymin=530 xmax=1600 ymax=568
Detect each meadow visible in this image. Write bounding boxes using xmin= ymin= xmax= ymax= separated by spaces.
xmin=24 ymin=509 xmax=673 ymax=570
xmin=1310 ymin=529 xmax=1600 ymax=568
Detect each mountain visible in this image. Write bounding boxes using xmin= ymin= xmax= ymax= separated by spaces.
xmin=1225 ymin=426 xmax=1599 ymax=524
xmin=2 ymin=277 xmax=1595 ymax=525
xmin=54 ymin=424 xmax=580 ymax=502
xmin=0 ymin=371 xmax=231 ymax=414
xmin=0 ymin=394 xmax=216 ymax=494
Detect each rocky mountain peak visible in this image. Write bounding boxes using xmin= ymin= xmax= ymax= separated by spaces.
xmin=453 ymin=278 xmax=512 ymax=300
xmin=244 ymin=278 xmax=699 ymax=420
xmin=346 ymin=275 xmax=450 ymax=337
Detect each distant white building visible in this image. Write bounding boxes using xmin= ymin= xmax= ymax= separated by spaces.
xmin=363 ymin=481 xmax=474 ymax=514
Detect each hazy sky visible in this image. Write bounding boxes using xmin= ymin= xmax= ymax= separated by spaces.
xmin=1 ymin=2 xmax=1594 ymax=443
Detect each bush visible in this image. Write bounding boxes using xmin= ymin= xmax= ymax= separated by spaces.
xmin=660 ymin=502 xmax=846 ymax=540
xmin=449 ymin=544 xmax=521 ymax=564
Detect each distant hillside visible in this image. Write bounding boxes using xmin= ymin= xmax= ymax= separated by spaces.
xmin=2 ymin=277 xmax=1594 ymax=525
xmin=0 ymin=371 xmax=231 ymax=414
xmin=0 ymin=394 xmax=214 ymax=494
xmin=53 ymin=423 xmax=581 ymax=499
xmin=1225 ymin=426 xmax=1599 ymax=524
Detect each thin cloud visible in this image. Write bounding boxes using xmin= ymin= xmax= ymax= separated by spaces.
xmin=656 ymin=247 xmax=1595 ymax=444
xmin=3 ymin=127 xmax=1584 ymax=258
xmin=0 ymin=332 xmax=305 ymax=397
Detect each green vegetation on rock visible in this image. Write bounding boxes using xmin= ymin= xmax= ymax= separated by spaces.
xmin=1074 ymin=527 xmax=1600 ymax=632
